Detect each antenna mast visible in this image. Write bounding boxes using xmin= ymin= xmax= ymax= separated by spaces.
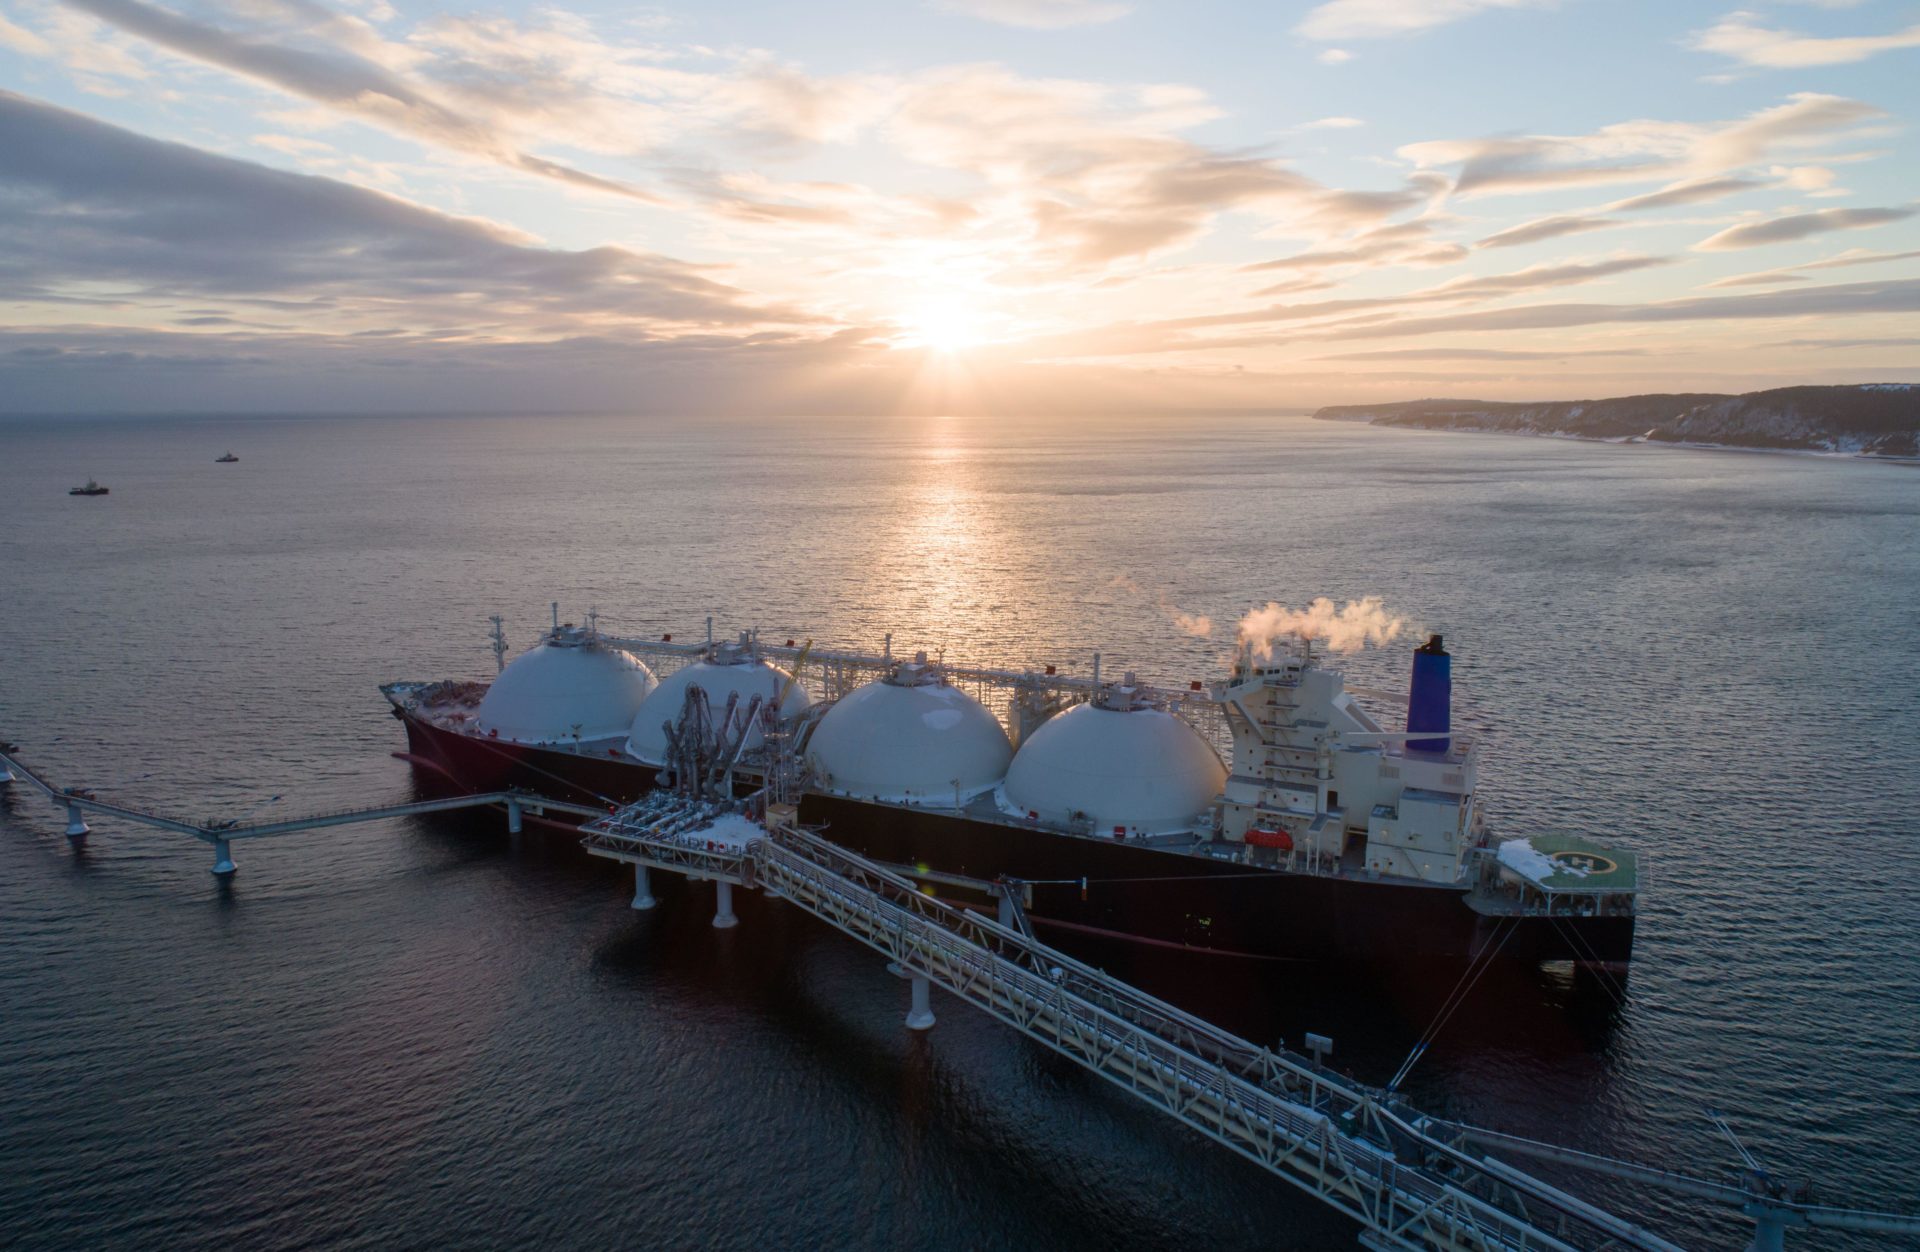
xmin=489 ymin=615 xmax=508 ymax=673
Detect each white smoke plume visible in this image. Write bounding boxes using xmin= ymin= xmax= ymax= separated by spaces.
xmin=1111 ymin=572 xmax=1214 ymax=639
xmin=1237 ymin=597 xmax=1407 ymax=659
xmin=1170 ymin=609 xmax=1213 ymax=637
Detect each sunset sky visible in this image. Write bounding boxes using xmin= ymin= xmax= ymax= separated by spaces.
xmin=2 ymin=0 xmax=1917 ymax=414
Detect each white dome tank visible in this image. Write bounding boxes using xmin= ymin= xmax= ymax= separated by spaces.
xmin=626 ymin=641 xmax=811 ymax=765
xmin=1001 ymin=688 xmax=1225 ymax=835
xmin=806 ymin=653 xmax=1013 ymax=806
xmin=476 ymin=627 xmax=656 ymax=745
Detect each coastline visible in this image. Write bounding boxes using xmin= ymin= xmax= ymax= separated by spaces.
xmin=1324 ymin=417 xmax=1920 ymax=464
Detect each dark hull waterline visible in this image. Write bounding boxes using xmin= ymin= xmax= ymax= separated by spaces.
xmin=393 ymin=710 xmax=1634 ymax=984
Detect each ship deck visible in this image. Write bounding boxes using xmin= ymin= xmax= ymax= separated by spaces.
xmin=387 ymin=683 xmax=1471 ymax=895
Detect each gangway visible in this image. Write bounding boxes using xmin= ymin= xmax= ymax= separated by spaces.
xmin=582 ymin=791 xmax=1920 ymax=1252
xmin=0 ymin=742 xmax=605 ymax=875
xmin=587 ymin=794 xmax=1673 ymax=1252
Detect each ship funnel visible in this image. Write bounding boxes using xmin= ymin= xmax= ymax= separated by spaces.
xmin=1406 ymin=634 xmax=1451 ymax=754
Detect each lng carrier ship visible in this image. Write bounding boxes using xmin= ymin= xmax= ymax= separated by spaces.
xmin=383 ymin=611 xmax=1637 ymax=980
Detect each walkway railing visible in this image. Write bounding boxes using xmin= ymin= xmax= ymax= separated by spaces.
xmin=0 ymin=743 xmax=605 ymax=875
xmin=582 ymin=795 xmax=1682 ymax=1252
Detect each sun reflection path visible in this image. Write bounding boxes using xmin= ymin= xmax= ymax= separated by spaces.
xmin=845 ymin=423 xmax=1010 ymax=662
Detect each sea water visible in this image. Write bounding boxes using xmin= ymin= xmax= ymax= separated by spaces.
xmin=1 ymin=413 xmax=1914 ymax=1249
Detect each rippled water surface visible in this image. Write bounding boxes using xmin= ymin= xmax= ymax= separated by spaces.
xmin=1 ymin=413 xmax=1915 ymax=1249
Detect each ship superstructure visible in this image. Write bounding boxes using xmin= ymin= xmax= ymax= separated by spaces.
xmin=384 ymin=610 xmax=1637 ymax=979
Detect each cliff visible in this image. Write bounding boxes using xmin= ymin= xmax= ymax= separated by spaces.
xmin=1312 ymin=384 xmax=1919 ymax=458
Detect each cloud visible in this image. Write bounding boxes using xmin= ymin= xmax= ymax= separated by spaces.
xmin=1425 ymin=254 xmax=1673 ymax=294
xmin=1296 ymin=0 xmax=1549 ymax=41
xmin=59 ymin=0 xmax=665 ymax=202
xmin=1315 ymin=347 xmax=1649 ymax=361
xmin=1476 ymin=215 xmax=1616 ymax=248
xmin=40 ymin=0 xmax=1444 ymax=286
xmin=1703 ymin=247 xmax=1920 ymax=288
xmin=0 ymin=90 xmax=794 ymax=332
xmin=1069 ymin=254 xmax=1679 ymax=350
xmin=0 ymin=13 xmax=53 ymax=55
xmin=1693 ymin=12 xmax=1920 ymax=68
xmin=1694 ymin=205 xmax=1916 ymax=250
xmin=1319 ymin=275 xmax=1920 ymax=339
xmin=1605 ymin=176 xmax=1767 ymax=211
xmin=1761 ymin=336 xmax=1920 ymax=350
xmin=1243 ymin=220 xmax=1465 ymax=272
xmin=932 ymin=0 xmax=1131 ymax=28
xmin=1300 ymin=116 xmax=1365 ymax=130
xmin=1317 ymin=47 xmax=1353 ymax=63
xmin=1799 ymin=247 xmax=1920 ymax=271
xmin=877 ymin=65 xmax=1431 ymax=271
xmin=1402 ymin=92 xmax=1886 ymax=198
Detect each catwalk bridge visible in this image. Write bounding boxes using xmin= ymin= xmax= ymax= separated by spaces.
xmin=581 ymin=792 xmax=1920 ymax=1252
xmin=3 ymin=743 xmax=1914 ymax=1251
xmin=0 ymin=742 xmax=606 ymax=875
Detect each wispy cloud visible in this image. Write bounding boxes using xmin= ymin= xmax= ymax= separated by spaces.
xmin=1243 ymin=220 xmax=1464 ymax=272
xmin=1703 ymin=246 xmax=1920 ymax=289
xmin=25 ymin=0 xmax=1447 ymax=291
xmin=0 ymin=12 xmax=52 ymax=55
xmin=1605 ymin=176 xmax=1768 ymax=212
xmin=1476 ymin=215 xmax=1616 ymax=248
xmin=59 ymin=0 xmax=668 ymax=201
xmin=1695 ymin=205 xmax=1917 ymax=250
xmin=1693 ymin=11 xmax=1920 ymax=68
xmin=1761 ymin=336 xmax=1920 ymax=351
xmin=1403 ymin=93 xmax=1886 ymax=198
xmin=932 ymin=0 xmax=1131 ymax=28
xmin=1297 ymin=0 xmax=1550 ymax=41
xmin=1320 ymin=276 xmax=1920 ymax=339
xmin=875 ymin=65 xmax=1431 ymax=272
xmin=0 ymin=90 xmax=795 ymax=330
xmin=1314 ymin=346 xmax=1649 ymax=360
xmin=1426 ymin=254 xmax=1673 ymax=293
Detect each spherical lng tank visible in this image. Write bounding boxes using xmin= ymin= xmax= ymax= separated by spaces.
xmin=475 ymin=634 xmax=657 ymax=745
xmin=625 ymin=655 xmax=811 ymax=764
xmin=1001 ymin=701 xmax=1225 ymax=835
xmin=805 ymin=660 xmax=1013 ymax=805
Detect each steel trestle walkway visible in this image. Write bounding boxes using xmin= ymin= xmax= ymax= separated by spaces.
xmin=582 ymin=794 xmax=1677 ymax=1252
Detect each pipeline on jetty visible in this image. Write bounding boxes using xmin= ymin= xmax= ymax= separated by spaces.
xmin=0 ymin=742 xmax=607 ymax=875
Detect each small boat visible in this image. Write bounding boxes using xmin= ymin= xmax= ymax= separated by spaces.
xmin=216 ymin=452 xmax=239 ymax=463
xmin=69 ymin=479 xmax=109 ymax=496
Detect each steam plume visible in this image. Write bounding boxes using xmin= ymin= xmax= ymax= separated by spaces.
xmin=1237 ymin=597 xmax=1406 ymax=658
xmin=1170 ymin=609 xmax=1213 ymax=637
xmin=1111 ymin=571 xmax=1215 ymax=639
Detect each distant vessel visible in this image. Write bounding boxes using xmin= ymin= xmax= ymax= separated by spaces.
xmin=69 ymin=479 xmax=109 ymax=496
xmin=216 ymin=452 xmax=239 ymax=463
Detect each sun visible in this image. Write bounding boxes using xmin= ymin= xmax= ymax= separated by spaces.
xmin=903 ymin=300 xmax=986 ymax=353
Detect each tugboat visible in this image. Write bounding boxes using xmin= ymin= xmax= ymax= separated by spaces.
xmin=68 ymin=479 xmax=109 ymax=496
xmin=216 ymin=452 xmax=239 ymax=463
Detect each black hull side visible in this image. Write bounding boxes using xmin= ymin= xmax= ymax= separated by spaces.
xmin=393 ymin=710 xmax=1634 ymax=980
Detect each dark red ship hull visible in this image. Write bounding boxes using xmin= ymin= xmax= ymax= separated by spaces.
xmin=393 ymin=708 xmax=1635 ymax=982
